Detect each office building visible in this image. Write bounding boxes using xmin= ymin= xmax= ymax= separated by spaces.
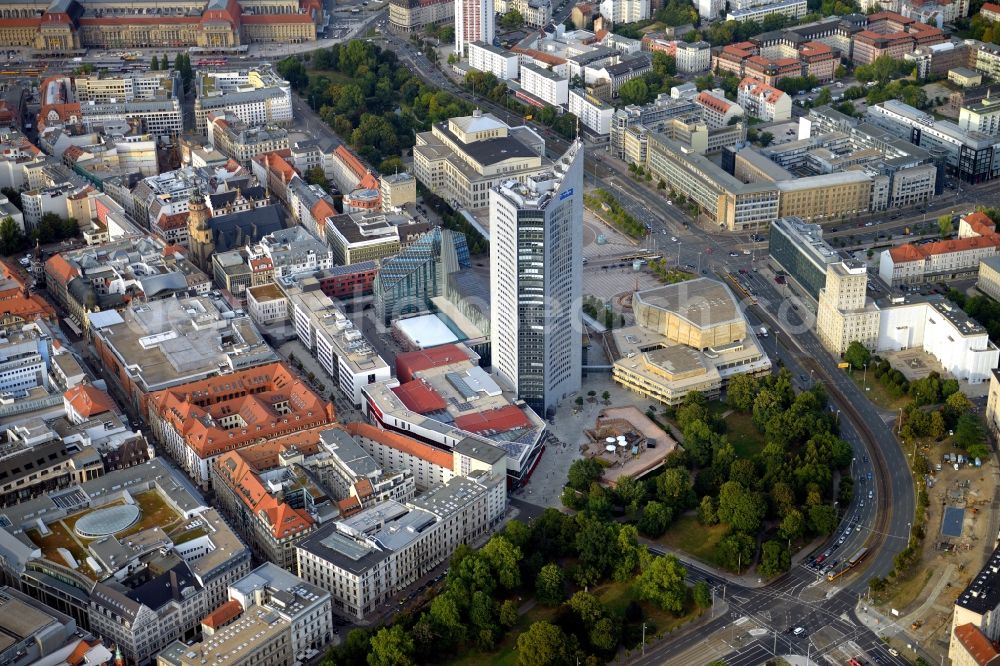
xmin=728 ymin=0 xmax=807 ymax=23
xmin=612 ymin=279 xmax=771 ymax=405
xmin=958 ymin=96 xmax=1000 ymax=137
xmin=361 ymin=343 xmax=546 ymax=486
xmin=247 ymin=226 xmax=332 ymax=279
xmin=156 ymin=605 xmax=293 ymax=666
xmin=455 ymin=0 xmax=494 ymax=54
xmin=675 ymin=41 xmax=711 ymax=73
xmin=645 ymin=133 xmax=780 ymax=231
xmin=207 ymin=112 xmax=290 ymax=166
xmin=776 ymin=172 xmax=872 ymax=220
xmin=325 ymin=212 xmax=405 ymax=266
xmin=694 ymin=91 xmax=744 ymax=129
xmin=147 ymin=362 xmax=335 ymax=488
xmin=768 ymin=216 xmax=840 ymax=301
xmin=297 ymin=470 xmax=503 ymax=620
xmin=91 ymin=295 xmax=277 ymax=414
xmin=490 ymin=140 xmax=583 ymax=415
xmin=413 ymin=110 xmax=548 ymax=211
xmin=949 ymin=544 xmax=1000 ymax=665
xmin=599 ymin=0 xmax=649 ymax=23
xmin=374 ymin=227 xmax=470 ymax=325
xmin=468 ymin=41 xmax=520 ymax=80
xmin=283 ymin=277 xmax=392 ymax=406
xmin=389 ymin=0 xmax=454 ymax=32
xmin=816 ymin=260 xmax=880 ymax=355
xmin=194 ymin=68 xmax=293 ymax=134
xmin=0 ymin=460 xmax=250 ymax=666
xmin=866 ymin=100 xmax=1000 ymax=184
xmin=380 ymin=172 xmax=417 ymax=211
xmin=977 ymin=255 xmax=1000 ymax=302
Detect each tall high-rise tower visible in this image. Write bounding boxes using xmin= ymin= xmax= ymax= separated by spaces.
xmin=455 ymin=0 xmax=495 ymax=54
xmin=489 ymin=140 xmax=583 ymax=416
xmin=186 ymin=191 xmax=214 ymax=273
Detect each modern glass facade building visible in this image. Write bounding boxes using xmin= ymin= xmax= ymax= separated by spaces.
xmin=373 ymin=227 xmax=470 ymax=325
xmin=489 ymin=140 xmax=583 ymax=416
xmin=768 ymin=216 xmax=840 ymax=301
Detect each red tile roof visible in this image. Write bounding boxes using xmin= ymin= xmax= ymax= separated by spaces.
xmin=396 ymin=344 xmax=475 ymax=382
xmin=889 ymin=234 xmax=1000 ymax=263
xmin=455 ymin=405 xmax=531 ymax=434
xmin=392 ymin=379 xmax=448 ymax=413
xmin=963 ymin=211 xmax=995 ymax=236
xmin=45 ymin=254 xmax=79 ymax=286
xmin=511 ymin=46 xmax=568 ymax=66
xmin=345 ymin=422 xmax=454 ymax=469
xmin=695 ymin=91 xmax=734 ymax=114
xmin=65 ymin=384 xmax=116 ymax=419
xmin=954 ymin=623 xmax=1000 ymax=665
xmin=984 ymin=1 xmax=1000 ymax=12
xmin=202 ymin=600 xmax=243 ymax=630
xmin=148 ymin=363 xmax=335 ymax=460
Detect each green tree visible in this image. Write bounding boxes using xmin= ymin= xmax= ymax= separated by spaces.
xmin=568 ymin=458 xmax=604 ymax=490
xmin=636 ymin=554 xmax=689 ymax=613
xmin=619 ymin=77 xmax=650 ymax=106
xmin=716 ymin=532 xmax=755 ymax=572
xmin=758 ymin=131 xmax=774 ymax=147
xmin=614 ymin=475 xmax=647 ymax=513
xmin=779 ymin=508 xmax=805 ymax=542
xmin=535 ymin=563 xmax=565 ymax=606
xmin=758 ymin=540 xmax=791 ymax=577
xmin=929 ymin=410 xmax=946 ymax=440
xmin=638 ymin=500 xmax=673 ymax=537
xmin=815 ymin=87 xmax=832 ymax=105
xmin=698 ymin=495 xmax=718 ymax=526
xmin=613 ymin=525 xmax=641 ymax=582
xmin=0 ymin=217 xmax=24 ymax=255
xmin=503 ymin=519 xmax=532 ymax=550
xmin=835 ymin=64 xmax=847 ymax=78
xmin=500 ymin=599 xmax=519 ymax=628
xmin=717 ymin=481 xmax=766 ymax=533
xmin=808 ymin=503 xmax=838 ymax=535
xmin=368 ymin=625 xmax=415 ymax=666
xmin=567 ymin=591 xmax=605 ymax=626
xmin=939 ymin=214 xmax=953 ymax=238
xmin=150 ymin=56 xmax=159 ymax=71
xmin=955 ymin=412 xmax=985 ymax=449
xmin=481 ymin=535 xmax=522 ymax=590
xmin=304 ymin=166 xmax=329 ymax=190
xmin=429 ymin=592 xmax=466 ymax=645
xmin=695 ymin=74 xmax=714 ymax=91
xmin=693 ymin=580 xmax=712 ymax=608
xmin=499 ymin=8 xmax=525 ymax=30
xmin=589 ymin=617 xmax=620 ymax=652
xmin=726 ymin=374 xmax=758 ymax=411
xmin=516 ymin=621 xmax=575 ymax=666
xmin=657 ymin=467 xmax=696 ymax=511
xmin=844 ymin=341 xmax=871 ymax=370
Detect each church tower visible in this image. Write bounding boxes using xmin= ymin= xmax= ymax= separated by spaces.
xmin=187 ymin=191 xmax=214 ymax=273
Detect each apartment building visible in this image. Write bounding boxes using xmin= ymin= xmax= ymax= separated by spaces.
xmin=815 ymin=260 xmax=880 ymax=355
xmin=455 ymin=0 xmax=495 ymax=54
xmin=468 ymin=41 xmax=519 ymax=80
xmin=593 ymin=54 xmax=652 ymax=98
xmin=380 ymin=172 xmax=417 ymax=211
xmin=194 ymin=68 xmax=293 ymax=134
xmin=283 ymin=277 xmax=392 ymax=406
xmin=413 ymin=111 xmax=548 ymax=210
xmin=737 ymin=77 xmax=792 ymax=122
xmin=949 ymin=544 xmax=1000 ymax=665
xmin=599 ymin=0 xmax=649 ymax=23
xmin=958 ymin=96 xmax=1000 ymax=137
xmin=519 ymin=62 xmax=569 ymax=107
xmin=247 ymin=283 xmax=288 ymax=327
xmin=569 ymin=87 xmax=614 ymax=136
xmin=728 ymin=0 xmax=807 ymax=23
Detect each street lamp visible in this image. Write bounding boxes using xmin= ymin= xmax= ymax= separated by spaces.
xmin=863 ymin=363 xmax=868 ymax=391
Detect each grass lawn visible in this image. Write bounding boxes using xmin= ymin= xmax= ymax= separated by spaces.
xmin=594 ymin=580 xmax=701 ymax=638
xmin=657 ymin=515 xmax=729 ymax=567
xmin=446 ymin=605 xmax=557 ymax=666
xmin=879 ymin=567 xmax=933 ymax=612
xmin=846 ymin=369 xmax=908 ymax=411
xmin=706 ymin=402 xmax=766 ymax=458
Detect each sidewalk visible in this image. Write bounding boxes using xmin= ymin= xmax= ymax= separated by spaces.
xmin=855 ymin=600 xmax=937 ymax=665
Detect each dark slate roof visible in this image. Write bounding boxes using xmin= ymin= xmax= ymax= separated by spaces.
xmin=435 ymin=122 xmax=537 ymax=166
xmin=209 ymin=206 xmax=288 ymax=253
xmin=124 ymin=561 xmax=199 ymax=611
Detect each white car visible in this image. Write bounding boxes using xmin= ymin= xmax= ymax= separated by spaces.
xmin=671 ymin=236 xmax=678 ymax=242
